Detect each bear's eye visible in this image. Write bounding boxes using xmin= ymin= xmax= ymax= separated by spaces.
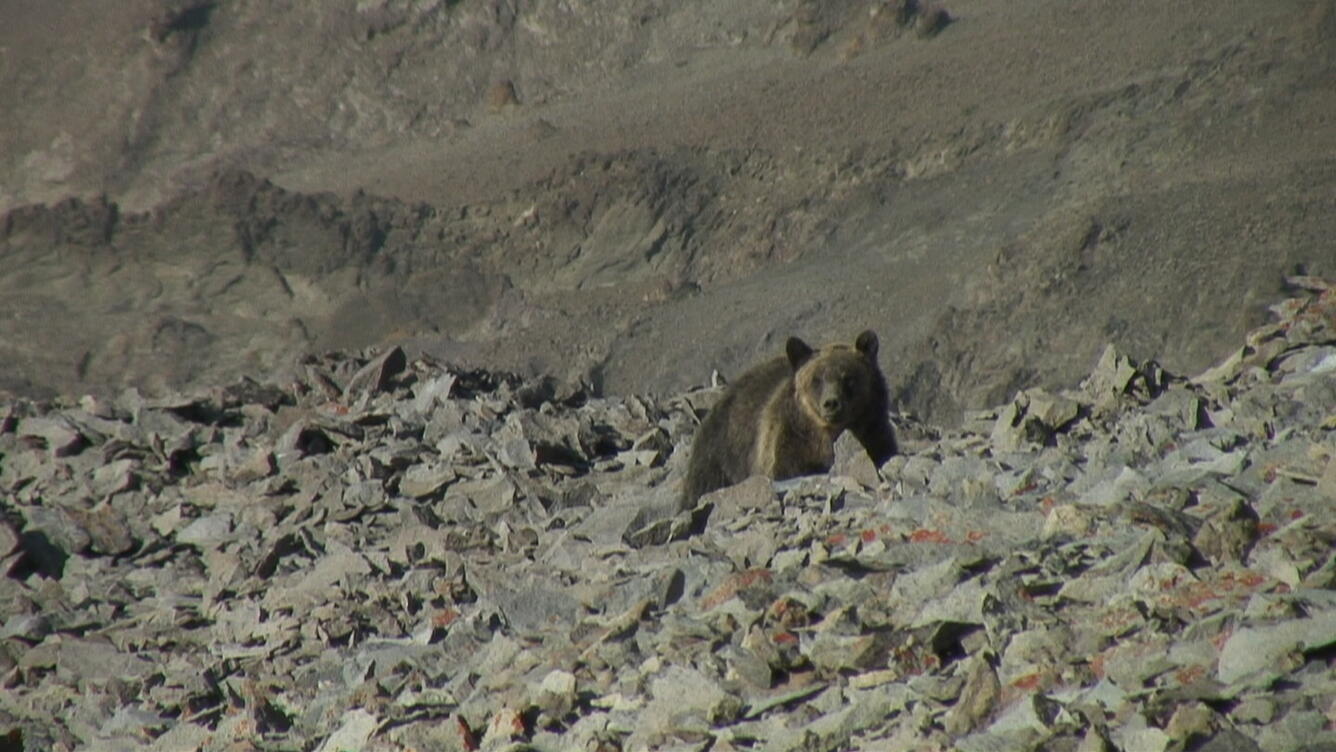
xmin=842 ymin=374 xmax=857 ymax=391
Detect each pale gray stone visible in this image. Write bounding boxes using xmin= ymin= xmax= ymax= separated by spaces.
xmin=399 ymin=462 xmax=456 ymax=498
xmin=1217 ymin=612 xmax=1336 ymax=685
xmin=631 ymin=665 xmax=741 ymax=747
xmin=175 ymin=512 xmax=234 ymax=547
xmin=18 ymin=415 xmax=86 ymax=456
xmin=90 ymin=458 xmax=136 ymax=497
xmin=315 ymin=708 xmax=378 ymax=752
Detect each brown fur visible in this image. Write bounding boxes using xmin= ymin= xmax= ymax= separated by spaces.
xmin=683 ymin=331 xmax=897 ymax=506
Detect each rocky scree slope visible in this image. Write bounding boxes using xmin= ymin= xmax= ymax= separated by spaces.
xmin=1 ymin=282 xmax=1336 ymax=750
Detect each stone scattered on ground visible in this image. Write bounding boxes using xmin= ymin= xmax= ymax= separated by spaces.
xmin=2 ymin=281 xmax=1336 ymax=751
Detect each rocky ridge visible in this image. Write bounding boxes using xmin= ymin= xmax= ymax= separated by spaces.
xmin=2 ymin=281 xmax=1336 ymax=751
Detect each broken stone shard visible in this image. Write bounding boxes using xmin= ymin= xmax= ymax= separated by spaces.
xmin=344 ymin=345 xmax=408 ymax=397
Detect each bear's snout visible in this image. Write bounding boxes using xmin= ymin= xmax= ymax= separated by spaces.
xmin=818 ymin=383 xmax=848 ymax=422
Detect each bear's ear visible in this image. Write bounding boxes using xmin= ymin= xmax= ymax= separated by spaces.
xmin=786 ymin=337 xmax=815 ymax=369
xmin=855 ymin=330 xmax=879 ymax=360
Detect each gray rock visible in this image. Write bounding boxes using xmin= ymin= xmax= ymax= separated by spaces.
xmin=316 ymin=708 xmax=378 ymax=752
xmin=18 ymin=415 xmax=86 ymax=456
xmin=276 ymin=419 xmax=336 ymax=459
xmin=910 ymin=574 xmax=988 ymax=627
xmin=22 ymin=503 xmax=92 ymax=556
xmin=230 ymin=448 xmax=276 ymax=484
xmin=452 ymin=476 xmax=516 ymax=515
xmin=1082 ymin=344 xmax=1140 ymax=408
xmin=1112 ymin=724 xmax=1172 ymax=752
xmin=412 ymin=372 xmax=457 ymax=414
xmin=1189 ymin=728 xmax=1263 ymax=752
xmin=90 ymin=458 xmax=136 ymax=497
xmin=928 ymin=456 xmax=998 ymax=504
xmin=1042 ymin=504 xmax=1095 ymax=540
xmin=761 ymin=687 xmax=899 ymax=752
xmin=990 ymin=395 xmax=1054 ymax=451
xmin=803 ymin=630 xmax=892 ymax=673
xmin=66 ymin=503 xmax=136 ymax=556
xmin=1027 ymin=389 xmax=1081 ymax=431
xmin=1 ymin=612 xmax=52 ymax=642
xmin=631 ymin=665 xmax=742 ymax=747
xmin=1147 ymin=387 xmax=1206 ymax=429
xmin=571 ymin=500 xmax=648 ymax=546
xmin=0 ymin=517 xmax=20 ymax=556
xmin=1000 ymin=627 xmax=1071 ymax=685
xmin=175 ymin=512 xmax=234 ymax=547
xmin=1216 ymin=612 xmax=1336 ymax=685
xmin=943 ymin=653 xmax=1001 ymax=736
xmin=833 ymin=431 xmax=882 ymax=488
xmin=702 ymin=475 xmax=776 ymax=517
xmin=1191 ymin=498 xmax=1257 ymax=565
xmin=721 ymin=644 xmax=773 ymax=689
xmin=491 ymin=583 xmax=583 ymax=635
xmin=1229 ymin=697 xmax=1276 ymax=725
xmin=344 ymin=346 xmax=407 ymax=397
xmin=987 ymin=693 xmax=1063 ymax=735
xmin=1074 ymin=465 xmax=1149 ymax=506
xmin=399 ymin=462 xmax=456 ymax=498
xmin=55 ymin=638 xmax=156 ymax=684
xmin=1254 ymin=710 xmax=1336 ymax=752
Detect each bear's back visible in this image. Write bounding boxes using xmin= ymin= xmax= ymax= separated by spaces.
xmin=682 ymin=356 xmax=790 ymax=503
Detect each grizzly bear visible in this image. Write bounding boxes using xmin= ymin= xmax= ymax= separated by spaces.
xmin=682 ymin=330 xmax=898 ymax=505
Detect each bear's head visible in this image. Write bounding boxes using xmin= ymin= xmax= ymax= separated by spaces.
xmin=785 ymin=330 xmax=882 ymax=429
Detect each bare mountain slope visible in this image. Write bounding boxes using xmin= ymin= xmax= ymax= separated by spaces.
xmin=2 ymin=0 xmax=1334 ymax=422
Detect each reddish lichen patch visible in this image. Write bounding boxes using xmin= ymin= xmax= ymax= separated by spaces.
xmin=1010 ymin=672 xmax=1045 ymax=691
xmin=1157 ymin=569 xmax=1274 ymax=613
xmin=1174 ymin=664 xmax=1208 ymax=686
xmin=1099 ymin=605 xmax=1143 ymax=635
xmin=1089 ymin=653 xmax=1107 ymax=679
xmin=889 ymin=642 xmax=940 ymax=676
xmin=319 ymin=402 xmax=350 ymax=416
xmin=908 ymin=528 xmax=953 ymax=544
xmin=457 ymin=716 xmax=479 ymax=751
xmin=433 ymin=608 xmax=461 ymax=628
xmin=768 ymin=596 xmax=811 ymax=629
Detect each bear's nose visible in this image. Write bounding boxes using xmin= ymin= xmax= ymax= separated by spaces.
xmin=822 ymin=396 xmax=841 ymax=412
